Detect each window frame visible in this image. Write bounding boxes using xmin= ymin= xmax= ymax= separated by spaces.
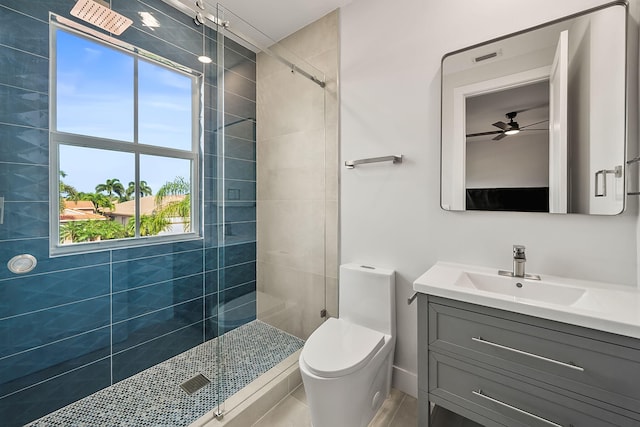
xmin=49 ymin=14 xmax=203 ymax=256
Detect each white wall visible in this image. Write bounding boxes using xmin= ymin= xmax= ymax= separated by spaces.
xmin=466 ymin=133 xmax=549 ymax=189
xmin=568 ymin=14 xmax=592 ymax=213
xmin=589 ymin=6 xmax=627 ymax=214
xmin=340 ymin=0 xmax=638 ymax=397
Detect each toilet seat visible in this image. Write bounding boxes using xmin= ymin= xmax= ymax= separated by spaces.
xmin=301 ymin=318 xmax=385 ymax=378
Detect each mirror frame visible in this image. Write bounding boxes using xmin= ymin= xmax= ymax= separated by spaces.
xmin=440 ymin=0 xmax=630 ymax=215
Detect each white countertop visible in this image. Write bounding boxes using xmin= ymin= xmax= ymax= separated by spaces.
xmin=413 ymin=261 xmax=640 ymax=340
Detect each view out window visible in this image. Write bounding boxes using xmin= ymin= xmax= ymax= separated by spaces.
xmin=51 ymin=26 xmax=200 ymax=254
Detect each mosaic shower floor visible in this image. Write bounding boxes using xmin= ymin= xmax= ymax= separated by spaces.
xmin=27 ymin=321 xmax=304 ymax=427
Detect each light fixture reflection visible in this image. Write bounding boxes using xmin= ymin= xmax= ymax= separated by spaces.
xmin=198 ymin=55 xmax=212 ymax=64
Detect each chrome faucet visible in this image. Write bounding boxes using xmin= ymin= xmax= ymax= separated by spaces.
xmin=512 ymin=245 xmax=526 ymax=278
xmin=499 ymin=245 xmax=541 ymax=280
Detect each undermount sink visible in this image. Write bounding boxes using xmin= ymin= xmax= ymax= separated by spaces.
xmin=454 ymin=271 xmax=586 ymax=306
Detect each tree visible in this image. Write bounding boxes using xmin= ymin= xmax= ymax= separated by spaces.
xmin=60 ymin=219 xmax=128 ymax=243
xmin=76 ymin=192 xmax=114 ymax=214
xmin=95 ymin=178 xmax=125 ymax=201
xmin=125 ymin=180 xmax=152 ymax=200
xmin=155 ymin=176 xmax=191 ymax=232
xmin=59 ymin=170 xmax=78 ymax=213
xmin=127 ymin=214 xmax=170 ymax=237
xmin=155 ymin=176 xmax=190 ymax=201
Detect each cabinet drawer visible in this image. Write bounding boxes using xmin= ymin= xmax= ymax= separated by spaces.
xmin=428 ymin=300 xmax=640 ymax=415
xmin=429 ymin=352 xmax=635 ymax=427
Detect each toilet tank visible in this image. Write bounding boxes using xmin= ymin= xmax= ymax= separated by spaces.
xmin=339 ymin=264 xmax=396 ymax=337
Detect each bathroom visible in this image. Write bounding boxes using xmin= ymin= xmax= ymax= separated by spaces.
xmin=1 ymin=0 xmax=639 ymax=426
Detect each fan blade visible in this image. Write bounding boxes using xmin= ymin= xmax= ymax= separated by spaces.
xmin=511 ymin=104 xmax=548 ymax=115
xmin=520 ymin=128 xmax=547 ymax=131
xmin=520 ymin=119 xmax=549 ymax=130
xmin=492 ymin=121 xmax=509 ymax=130
xmin=466 ymin=131 xmax=503 ymax=137
xmin=492 ymin=133 xmax=507 ymax=141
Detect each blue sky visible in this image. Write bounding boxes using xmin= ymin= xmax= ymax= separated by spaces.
xmin=56 ymin=29 xmax=193 ymax=195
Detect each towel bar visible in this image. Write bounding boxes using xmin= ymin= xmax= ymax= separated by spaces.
xmin=345 ymin=155 xmax=403 ymax=169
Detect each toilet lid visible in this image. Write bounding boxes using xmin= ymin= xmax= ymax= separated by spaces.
xmin=301 ymin=318 xmax=385 ymax=378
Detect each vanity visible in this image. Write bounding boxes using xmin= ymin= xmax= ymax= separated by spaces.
xmin=414 ymin=262 xmax=640 ymax=427
xmin=422 ymin=0 xmax=639 ymax=423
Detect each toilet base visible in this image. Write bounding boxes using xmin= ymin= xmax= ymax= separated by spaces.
xmin=300 ymin=339 xmax=394 ymax=427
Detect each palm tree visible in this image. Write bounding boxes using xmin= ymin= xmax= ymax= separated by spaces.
xmin=155 ymin=176 xmax=191 ymax=232
xmin=125 ymin=180 xmax=153 ymax=200
xmin=155 ymin=176 xmax=190 ymax=201
xmin=95 ymin=178 xmax=125 ymax=201
xmin=59 ymin=170 xmax=78 ymax=213
xmin=128 ymin=214 xmax=171 ymax=236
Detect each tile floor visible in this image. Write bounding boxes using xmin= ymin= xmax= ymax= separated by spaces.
xmin=27 ymin=321 xmax=304 ymax=426
xmin=25 ymin=318 xmax=417 ymax=427
xmin=252 ymin=386 xmax=418 ymax=427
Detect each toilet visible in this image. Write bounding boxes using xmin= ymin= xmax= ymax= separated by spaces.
xmin=299 ymin=264 xmax=396 ymax=427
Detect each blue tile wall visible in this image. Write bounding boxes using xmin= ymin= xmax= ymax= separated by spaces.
xmin=0 ymin=358 xmax=111 ymax=427
xmin=0 ymin=163 xmax=49 ymax=201
xmin=0 ymin=47 xmax=48 ymax=93
xmin=0 ymin=6 xmax=49 ymax=57
xmin=112 ymin=321 xmax=203 ymax=382
xmin=0 ymin=0 xmax=256 ymax=425
xmin=221 ymin=242 xmax=257 ymax=267
xmin=0 ymin=201 xmax=48 ymax=240
xmin=205 ymin=270 xmax=219 ymax=296
xmin=226 ymin=202 xmax=257 ymax=223
xmin=0 ymin=326 xmax=110 ymax=392
xmin=225 ymin=179 xmax=257 ymax=201
xmin=111 ymin=248 xmax=204 ymax=292
xmin=0 ymin=85 xmax=49 ymax=129
xmin=112 ymin=298 xmax=203 ymax=353
xmin=220 ymin=262 xmax=256 ymax=290
xmin=220 ymin=221 xmax=257 ymax=245
xmin=112 ymin=273 xmax=203 ymax=323
xmin=0 ymin=295 xmax=110 ymax=358
xmin=218 ymin=292 xmax=257 ymax=334
xmin=225 ymin=91 xmax=257 ymax=119
xmin=225 ymin=135 xmax=256 ymax=161
xmin=224 ymin=71 xmax=256 ymax=101
xmin=0 ymin=124 xmax=48 ymax=165
xmin=0 ymin=264 xmax=110 ymax=318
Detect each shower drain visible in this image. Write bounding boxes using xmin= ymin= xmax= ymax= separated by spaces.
xmin=180 ymin=374 xmax=211 ymax=395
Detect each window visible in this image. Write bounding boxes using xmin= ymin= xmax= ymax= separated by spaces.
xmin=50 ymin=23 xmax=201 ymax=255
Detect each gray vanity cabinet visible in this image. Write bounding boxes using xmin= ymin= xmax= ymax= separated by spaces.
xmin=418 ymin=294 xmax=640 ymax=426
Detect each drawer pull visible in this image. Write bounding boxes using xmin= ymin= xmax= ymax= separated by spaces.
xmin=472 ymin=337 xmax=584 ymax=372
xmin=472 ymin=389 xmax=562 ymax=427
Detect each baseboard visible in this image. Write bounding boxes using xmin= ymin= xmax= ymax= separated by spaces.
xmin=391 ymin=365 xmax=417 ymax=398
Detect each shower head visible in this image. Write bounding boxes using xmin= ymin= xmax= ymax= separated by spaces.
xmin=70 ymin=0 xmax=133 ymax=35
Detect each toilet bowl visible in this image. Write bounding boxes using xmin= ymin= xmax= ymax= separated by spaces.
xmin=299 ymin=264 xmax=396 ymax=427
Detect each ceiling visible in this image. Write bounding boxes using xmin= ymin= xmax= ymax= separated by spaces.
xmin=173 ymin=0 xmax=352 ymax=41
xmin=465 ymin=81 xmax=550 ymax=143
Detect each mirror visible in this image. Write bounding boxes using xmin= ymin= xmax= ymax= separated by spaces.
xmin=441 ymin=1 xmax=628 ymax=214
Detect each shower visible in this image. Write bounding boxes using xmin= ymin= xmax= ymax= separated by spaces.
xmin=70 ymin=0 xmax=133 ymax=35
xmin=0 ymin=0 xmax=337 ymax=425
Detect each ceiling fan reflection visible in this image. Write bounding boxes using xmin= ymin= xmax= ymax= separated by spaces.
xmin=467 ymin=111 xmax=549 ymax=141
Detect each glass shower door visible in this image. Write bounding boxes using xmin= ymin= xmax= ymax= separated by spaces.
xmin=212 ymin=1 xmax=331 ymax=418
